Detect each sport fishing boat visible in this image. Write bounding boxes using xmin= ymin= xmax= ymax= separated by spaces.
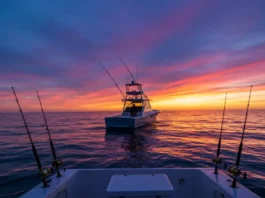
xmin=105 ymin=80 xmax=160 ymax=129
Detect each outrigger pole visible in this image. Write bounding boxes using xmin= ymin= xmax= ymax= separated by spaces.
xmin=36 ymin=91 xmax=62 ymax=177
xmin=12 ymin=87 xmax=49 ymax=187
xmin=118 ymin=58 xmax=151 ymax=103
xmin=99 ymin=62 xmax=125 ymax=99
xmin=119 ymin=57 xmax=136 ymax=82
xmin=229 ymin=85 xmax=252 ymax=188
xmin=213 ymin=93 xmax=227 ymax=174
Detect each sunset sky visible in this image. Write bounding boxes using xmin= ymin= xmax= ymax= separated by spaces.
xmin=1 ymin=0 xmax=265 ymax=112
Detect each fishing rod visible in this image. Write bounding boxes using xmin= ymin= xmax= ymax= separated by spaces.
xmin=229 ymin=85 xmax=252 ymax=188
xmin=213 ymin=93 xmax=227 ymax=174
xmin=119 ymin=57 xmax=136 ymax=82
xmin=11 ymin=87 xmax=50 ymax=187
xmin=135 ymin=66 xmax=139 ymax=82
xmin=36 ymin=91 xmax=62 ymax=177
xmin=99 ymin=62 xmax=125 ymax=99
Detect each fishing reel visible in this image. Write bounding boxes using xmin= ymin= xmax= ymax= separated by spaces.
xmin=52 ymin=159 xmax=63 ymax=168
xmin=52 ymin=159 xmax=63 ymax=177
xmin=40 ymin=167 xmax=51 ymax=180
xmin=228 ymin=165 xmax=241 ymax=176
xmin=212 ymin=156 xmax=222 ymax=164
xmin=38 ymin=167 xmax=52 ymax=188
xmin=212 ymin=156 xmax=223 ymax=174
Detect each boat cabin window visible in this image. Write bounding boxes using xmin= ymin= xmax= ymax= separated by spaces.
xmin=126 ymin=84 xmax=142 ymax=95
xmin=124 ymin=102 xmax=142 ymax=112
xmin=143 ymin=101 xmax=152 ymax=113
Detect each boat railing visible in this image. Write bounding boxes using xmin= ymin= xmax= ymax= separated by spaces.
xmin=122 ymin=98 xmax=149 ymax=102
xmin=126 ymin=91 xmax=143 ymax=95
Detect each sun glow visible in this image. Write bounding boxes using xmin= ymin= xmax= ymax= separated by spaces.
xmin=150 ymin=90 xmax=265 ymax=110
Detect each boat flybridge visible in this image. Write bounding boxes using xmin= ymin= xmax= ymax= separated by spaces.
xmin=12 ymin=86 xmax=260 ymax=198
xmin=105 ymin=80 xmax=160 ymax=129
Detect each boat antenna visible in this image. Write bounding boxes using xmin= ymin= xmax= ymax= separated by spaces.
xmin=99 ymin=62 xmax=125 ymax=99
xmin=213 ymin=93 xmax=227 ymax=174
xmin=11 ymin=87 xmax=50 ymax=188
xmin=135 ymin=67 xmax=137 ymax=82
xmin=119 ymin=57 xmax=136 ymax=82
xmin=119 ymin=57 xmax=151 ymax=102
xmin=36 ymin=91 xmax=62 ymax=177
xmin=229 ymin=85 xmax=252 ymax=188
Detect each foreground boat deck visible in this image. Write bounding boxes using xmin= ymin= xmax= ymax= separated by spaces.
xmin=21 ymin=168 xmax=259 ymax=198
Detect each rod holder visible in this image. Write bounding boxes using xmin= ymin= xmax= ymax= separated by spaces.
xmin=52 ymin=159 xmax=63 ymax=177
xmin=213 ymin=93 xmax=227 ymax=175
xmin=228 ymin=165 xmax=241 ymax=188
xmin=229 ymin=85 xmax=252 ymax=188
xmin=212 ymin=156 xmax=222 ymax=174
xmin=40 ymin=167 xmax=51 ymax=188
xmin=12 ymin=87 xmax=49 ymax=188
xmin=36 ymin=91 xmax=63 ymax=178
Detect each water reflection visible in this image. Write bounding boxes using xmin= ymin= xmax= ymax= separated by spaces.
xmin=121 ymin=133 xmax=148 ymax=152
xmin=105 ymin=126 xmax=157 ymax=167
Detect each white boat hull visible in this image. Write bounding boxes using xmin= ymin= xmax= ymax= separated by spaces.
xmin=20 ymin=168 xmax=260 ymax=198
xmin=105 ymin=110 xmax=159 ymax=128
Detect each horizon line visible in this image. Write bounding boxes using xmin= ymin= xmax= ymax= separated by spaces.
xmin=1 ymin=108 xmax=264 ymax=114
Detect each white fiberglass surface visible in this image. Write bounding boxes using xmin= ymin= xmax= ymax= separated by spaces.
xmin=21 ymin=168 xmax=260 ymax=198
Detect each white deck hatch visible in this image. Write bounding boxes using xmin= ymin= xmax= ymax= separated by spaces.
xmin=106 ymin=174 xmax=174 ymax=197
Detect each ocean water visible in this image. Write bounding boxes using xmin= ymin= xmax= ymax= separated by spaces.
xmin=0 ymin=110 xmax=264 ymax=197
